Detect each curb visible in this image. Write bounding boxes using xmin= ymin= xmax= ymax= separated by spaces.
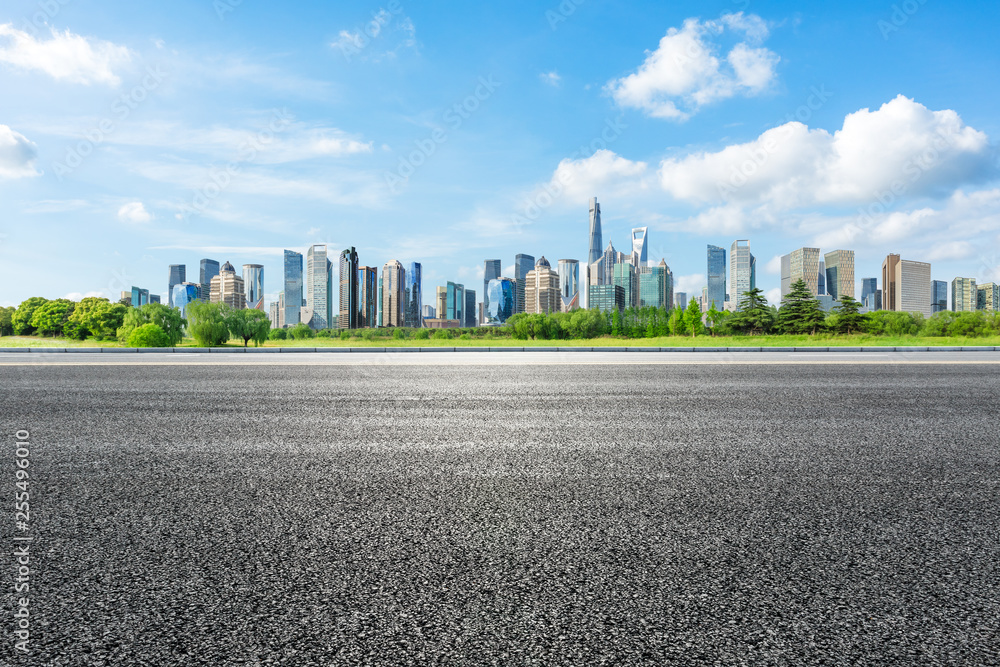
xmin=1 ymin=346 xmax=998 ymax=354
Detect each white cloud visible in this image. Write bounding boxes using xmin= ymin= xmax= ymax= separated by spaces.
xmin=675 ymin=273 xmax=706 ymax=294
xmin=926 ymin=240 xmax=975 ymax=262
xmin=0 ymin=125 xmax=40 ymax=178
xmin=149 ymin=245 xmax=296 ymax=256
xmin=63 ymin=291 xmax=106 ymax=301
xmin=606 ymin=13 xmax=779 ymax=121
xmin=117 ymin=202 xmax=152 ymax=224
xmin=331 ymin=11 xmax=417 ymax=61
xmin=765 ymin=255 xmax=782 ymax=275
xmin=0 ymin=24 xmax=131 ymax=86
xmin=543 ymin=149 xmax=651 ymax=204
xmin=540 ymin=71 xmax=561 ymax=87
xmin=766 ymin=287 xmax=781 ymax=305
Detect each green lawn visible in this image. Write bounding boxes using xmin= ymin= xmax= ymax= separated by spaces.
xmin=3 ymin=334 xmax=999 ymax=349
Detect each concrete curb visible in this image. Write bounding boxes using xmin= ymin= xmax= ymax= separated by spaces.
xmin=1 ymin=345 xmax=998 ymax=354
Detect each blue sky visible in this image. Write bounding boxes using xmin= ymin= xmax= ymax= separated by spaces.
xmin=1 ymin=0 xmax=998 ymax=308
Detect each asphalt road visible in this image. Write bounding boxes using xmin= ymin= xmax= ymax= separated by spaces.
xmin=1 ymin=362 xmax=998 ymax=665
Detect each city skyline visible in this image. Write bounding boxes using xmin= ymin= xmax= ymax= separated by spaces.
xmin=1 ymin=3 xmax=999 ymax=309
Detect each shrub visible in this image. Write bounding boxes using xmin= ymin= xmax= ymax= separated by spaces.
xmin=430 ymin=329 xmax=452 ymax=340
xmin=288 ymin=323 xmax=314 ymax=339
xmin=126 ymin=323 xmax=171 ymax=348
xmin=414 ymin=329 xmax=430 ymax=340
xmin=269 ymin=328 xmax=288 ymax=340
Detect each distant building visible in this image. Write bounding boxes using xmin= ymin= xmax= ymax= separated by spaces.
xmin=514 ymin=254 xmax=534 ymax=314
xmin=639 ymin=263 xmax=668 ymax=309
xmin=464 ymin=289 xmax=477 ymax=327
xmin=243 ymin=264 xmax=264 ymax=310
xmin=486 ymin=278 xmax=516 ymax=324
xmin=422 ymin=305 xmax=436 ymax=320
xmin=171 ymin=282 xmax=200 ymax=318
xmin=381 ymin=260 xmax=405 ymax=327
xmin=978 ymin=283 xmax=999 ymax=311
xmin=338 ymin=248 xmax=359 ymax=329
xmin=424 ymin=318 xmax=461 ymax=329
xmin=588 ymin=197 xmax=602 ymax=265
xmin=483 ymin=259 xmax=501 ymax=317
xmin=781 ymin=248 xmax=821 ymax=299
xmin=861 ymin=277 xmax=879 ymax=311
xmin=631 ymin=227 xmax=648 ymax=267
xmin=168 ymin=264 xmax=185 ymax=307
xmin=284 ymin=250 xmax=303 ymax=327
xmin=728 ymin=240 xmax=756 ymax=310
xmin=200 ymin=259 xmax=219 ymax=302
xmin=358 ymin=266 xmax=378 ymax=328
xmin=405 ymin=262 xmax=423 ymax=328
xmin=597 ymin=241 xmax=627 ymax=287
xmin=557 ymin=259 xmax=579 ymax=312
xmin=589 ymin=284 xmax=625 ymax=313
xmin=824 ymin=250 xmax=855 ymax=302
xmin=210 ymin=261 xmax=246 ymax=309
xmin=882 ymin=254 xmax=932 ymax=317
xmin=435 ymin=287 xmax=447 ymax=322
xmin=613 ymin=262 xmax=637 ymax=309
xmin=675 ymin=292 xmax=688 ymax=310
xmin=148 ymin=294 xmax=161 ymax=304
xmin=525 ymin=257 xmax=560 ymax=314
xmin=932 ymin=280 xmax=948 ymax=313
xmin=817 ymin=261 xmax=826 ymax=296
xmin=305 ymin=245 xmax=332 ymax=329
xmin=952 ymin=277 xmax=977 ymax=312
xmin=446 ymin=282 xmax=465 ymax=323
xmin=706 ymin=245 xmax=726 ymax=309
xmin=130 ymin=286 xmax=149 ymax=308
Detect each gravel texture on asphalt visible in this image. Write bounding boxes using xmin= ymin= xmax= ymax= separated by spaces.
xmin=1 ymin=363 xmax=998 ymax=666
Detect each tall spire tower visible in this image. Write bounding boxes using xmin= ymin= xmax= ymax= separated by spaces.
xmin=587 ymin=197 xmax=602 ymax=265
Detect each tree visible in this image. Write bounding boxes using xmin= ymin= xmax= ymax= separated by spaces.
xmin=117 ymin=303 xmax=185 ymax=346
xmin=832 ymin=295 xmax=867 ymax=334
xmin=186 ymin=301 xmax=230 ymax=346
xmin=778 ymin=279 xmax=826 ymax=335
xmin=30 ymin=299 xmax=75 ymax=337
xmin=668 ymin=307 xmax=686 ymax=336
xmin=126 ymin=324 xmax=171 ymax=348
xmin=684 ymin=297 xmax=703 ymax=337
xmin=288 ymin=322 xmax=314 ymax=339
xmin=225 ymin=308 xmax=271 ymax=347
xmin=728 ymin=288 xmax=775 ymax=335
xmin=12 ymin=297 xmax=49 ymax=335
xmin=705 ymin=302 xmax=725 ymax=336
xmin=268 ymin=328 xmax=288 ymax=340
xmin=0 ymin=306 xmax=14 ymax=336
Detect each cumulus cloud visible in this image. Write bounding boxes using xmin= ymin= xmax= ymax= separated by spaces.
xmin=543 ymin=149 xmax=650 ymax=203
xmin=606 ymin=13 xmax=779 ymax=121
xmin=0 ymin=24 xmax=131 ymax=86
xmin=540 ymin=71 xmax=561 ymax=87
xmin=118 ymin=202 xmax=152 ymax=224
xmin=0 ymin=125 xmax=40 ymax=178
xmin=675 ymin=273 xmax=706 ymax=294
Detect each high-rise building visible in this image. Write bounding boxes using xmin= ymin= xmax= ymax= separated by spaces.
xmin=861 ymin=278 xmax=879 ymax=311
xmin=377 ymin=275 xmax=383 ymax=327
xmin=446 ymin=282 xmax=465 ymax=323
xmin=824 ymin=250 xmax=855 ymax=302
xmin=639 ymin=263 xmax=668 ymax=309
xmin=149 ymin=294 xmax=161 ymax=304
xmin=464 ymin=289 xmax=476 ymax=327
xmin=932 ymin=280 xmax=948 ymax=313
xmin=525 ymin=257 xmax=560 ymax=314
xmin=435 ymin=287 xmax=447 ymax=322
xmin=661 ymin=260 xmax=674 ymax=310
xmin=483 ymin=259 xmax=501 ymax=317
xmin=210 ymin=261 xmax=247 ymax=309
xmin=613 ymin=262 xmax=637 ymax=309
xmin=422 ymin=305 xmax=436 ymax=320
xmin=588 ymin=197 xmax=602 ymax=265
xmin=817 ymin=261 xmax=826 ymax=296
xmin=199 ymin=259 xmax=220 ymax=302
xmin=486 ymin=278 xmax=516 ymax=324
xmin=243 ymin=264 xmax=264 ymax=310
xmin=557 ymin=259 xmax=579 ymax=312
xmin=130 ymin=286 xmax=149 ymax=308
xmin=268 ymin=300 xmax=280 ymax=329
xmin=172 ymin=282 xmax=200 ymax=318
xmin=404 ymin=262 xmax=422 ymax=328
xmin=706 ymin=245 xmax=727 ymax=309
xmin=580 ymin=263 xmax=591 ymax=310
xmin=381 ymin=260 xmax=405 ymax=327
xmin=277 ymin=292 xmax=285 ymax=328
xmin=338 ymin=247 xmax=359 ymax=329
xmin=514 ymin=254 xmax=534 ymax=314
xmin=168 ymin=265 xmax=185 ymax=307
xmin=882 ymin=254 xmax=932 ymax=317
xmin=589 ymin=284 xmax=624 ymax=313
xmin=631 ymin=227 xmax=648 ymax=267
xmin=596 ymin=241 xmax=628 ymax=287
xmin=283 ymin=250 xmax=303 ymax=327
xmin=305 ymin=245 xmax=332 ymax=329
xmin=729 ymin=240 xmax=756 ymax=309
xmin=952 ymin=277 xmax=977 ymax=312
xmin=781 ymin=248 xmax=821 ymax=299
xmin=675 ymin=292 xmax=688 ymax=310
xmin=978 ymin=283 xmax=999 ymax=311
xmin=358 ymin=266 xmax=378 ymax=328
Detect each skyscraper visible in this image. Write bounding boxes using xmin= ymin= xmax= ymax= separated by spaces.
xmin=824 ymin=250 xmax=855 ymax=302
xmin=781 ymin=248 xmax=821 ymax=299
xmin=446 ymin=282 xmax=464 ymax=322
xmin=932 ymin=280 xmax=948 ymax=313
xmin=525 ymin=257 xmax=560 ymax=314
xmin=483 ymin=259 xmax=501 ymax=316
xmin=675 ymin=292 xmax=688 ymax=310
xmin=817 ymin=261 xmax=826 ymax=296
xmin=729 ymin=240 xmax=755 ymax=309
xmin=557 ymin=259 xmax=579 ymax=311
xmin=661 ymin=260 xmax=674 ymax=310
xmin=464 ymin=289 xmax=476 ymax=327
xmin=613 ymin=262 xmax=637 ymax=309
xmin=381 ymin=260 xmax=405 ymax=327
xmin=210 ymin=261 xmax=247 ymax=309
xmin=305 ymin=245 xmax=331 ymax=329
xmin=639 ymin=263 xmax=668 ymax=309
xmin=952 ymin=277 xmax=977 ymax=312
xmin=405 ymin=262 xmax=423 ymax=328
xmin=338 ymin=247 xmax=358 ymax=329
xmin=486 ymin=278 xmax=515 ymax=324
xmin=243 ymin=264 xmax=264 ymax=310
xmin=588 ymin=197 xmax=602 ymax=265
xmin=978 ymin=283 xmax=999 ymax=311
xmin=514 ymin=254 xmax=534 ymax=314
xmin=861 ymin=278 xmax=880 ymax=311
xmin=589 ymin=284 xmax=625 ymax=313
xmin=358 ymin=266 xmax=378 ymax=328
xmin=631 ymin=227 xmax=648 ymax=267
xmin=171 ymin=282 xmax=200 ymax=318
xmin=882 ymin=254 xmax=932 ymax=317
xmin=283 ymin=250 xmax=303 ymax=327
xmin=435 ymin=286 xmax=448 ymax=321
xmin=706 ymin=245 xmax=727 ymax=309
xmin=199 ymin=259 xmax=220 ymax=302
xmin=597 ymin=241 xmax=627 ymax=286
xmin=168 ymin=265 xmax=185 ymax=307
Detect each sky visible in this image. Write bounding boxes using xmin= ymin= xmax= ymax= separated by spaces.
xmin=1 ymin=0 xmax=999 ymax=309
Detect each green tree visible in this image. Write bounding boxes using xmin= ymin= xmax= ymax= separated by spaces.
xmin=268 ymin=327 xmax=288 ymax=340
xmin=186 ymin=301 xmax=231 ymax=346
xmin=117 ymin=303 xmax=185 ymax=346
xmin=0 ymin=306 xmax=13 ymax=336
xmin=778 ymin=279 xmax=826 ymax=334
xmin=288 ymin=322 xmax=314 ymax=339
xmin=30 ymin=299 xmax=75 ymax=337
xmin=611 ymin=309 xmax=622 ymax=336
xmin=126 ymin=323 xmax=171 ymax=347
xmin=864 ymin=311 xmax=923 ymax=336
xmin=225 ymin=308 xmax=271 ymax=347
xmin=12 ymin=297 xmax=49 ymax=335
xmin=684 ymin=297 xmax=703 ymax=337
xmin=705 ymin=302 xmax=726 ymax=336
xmin=668 ymin=307 xmax=686 ymax=336
xmin=728 ymin=288 xmax=775 ymax=335
xmin=832 ymin=295 xmax=867 ymax=334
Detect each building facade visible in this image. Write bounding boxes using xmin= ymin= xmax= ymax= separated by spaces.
xmin=613 ymin=262 xmax=637 ymax=309
xmin=525 ymin=257 xmax=560 ymax=314
xmin=557 ymin=259 xmax=579 ymax=312
xmin=486 ymin=278 xmax=515 ymax=324
xmin=729 ymin=240 xmax=756 ymax=309
xmin=199 ymin=259 xmax=219 ymax=302
xmin=824 ymin=250 xmax=855 ymax=302
xmin=358 ymin=266 xmax=378 ymax=328
xmin=932 ymin=280 xmax=948 ymax=313
xmin=129 ymin=286 xmax=149 ymax=308
xmin=464 ymin=289 xmax=477 ymax=327
xmin=283 ymin=250 xmax=303 ymax=327
xmin=589 ymin=284 xmax=625 ymax=313
xmin=305 ymin=245 xmax=331 ymax=329
xmin=781 ymin=247 xmax=821 ymax=299
xmin=381 ymin=260 xmax=405 ymax=327
xmin=210 ymin=261 xmax=247 ymax=309
xmin=638 ymin=263 xmax=668 ymax=309
xmin=446 ymin=282 xmax=465 ymax=323
xmin=706 ymin=245 xmax=727 ymax=309
xmin=514 ymin=253 xmax=534 ymax=314
xmin=338 ymin=247 xmax=358 ymax=329
xmin=168 ymin=264 xmax=185 ymax=307
xmin=978 ymin=283 xmax=999 ymax=311
xmin=483 ymin=259 xmax=501 ymax=317
xmin=631 ymin=227 xmax=648 ymax=267
xmin=882 ymin=254 xmax=932 ymax=317
xmin=952 ymin=277 xmax=977 ymax=312
xmin=588 ymin=197 xmax=602 ymax=265
xmin=171 ymin=282 xmax=200 ymax=318
xmin=243 ymin=264 xmax=264 ymax=310
xmin=405 ymin=262 xmax=422 ymax=328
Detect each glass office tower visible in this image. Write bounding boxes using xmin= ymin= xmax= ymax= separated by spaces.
xmin=168 ymin=265 xmax=185 ymax=307
xmin=338 ymin=248 xmax=359 ymax=329
xmin=706 ymin=245 xmax=726 ymax=309
xmin=932 ymin=280 xmax=948 ymax=313
xmin=483 ymin=259 xmax=501 ymax=316
xmin=199 ymin=259 xmax=219 ymax=302
xmin=557 ymin=259 xmax=579 ymax=311
xmin=243 ymin=264 xmax=264 ymax=310
xmin=486 ymin=278 xmax=515 ymax=324
xmin=514 ymin=254 xmax=534 ymax=314
xmin=405 ymin=262 xmax=423 ymax=328
xmin=588 ymin=197 xmax=602 ymax=265
xmin=283 ymin=250 xmax=303 ymax=327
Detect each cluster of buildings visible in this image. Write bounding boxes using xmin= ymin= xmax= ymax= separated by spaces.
xmin=131 ymin=197 xmax=996 ymax=329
